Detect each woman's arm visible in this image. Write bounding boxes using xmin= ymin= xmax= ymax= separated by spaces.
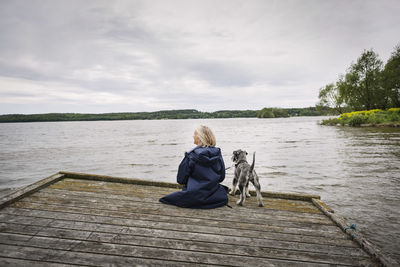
xmin=177 ymin=153 xmax=193 ymax=185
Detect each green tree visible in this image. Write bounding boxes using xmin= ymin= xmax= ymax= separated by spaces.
xmin=257 ymin=108 xmax=275 ymax=118
xmin=342 ymin=49 xmax=384 ymax=110
xmin=382 ymin=44 xmax=400 ymax=107
xmin=272 ymin=108 xmax=289 ymax=117
xmin=318 ymin=82 xmax=345 ymax=114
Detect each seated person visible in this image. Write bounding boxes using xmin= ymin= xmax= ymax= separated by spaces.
xmin=159 ymin=125 xmax=228 ymax=209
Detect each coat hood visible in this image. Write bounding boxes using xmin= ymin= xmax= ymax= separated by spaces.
xmin=190 ymin=146 xmax=222 ymax=165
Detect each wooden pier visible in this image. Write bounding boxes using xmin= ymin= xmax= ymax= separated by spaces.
xmin=0 ymin=171 xmax=396 ymax=266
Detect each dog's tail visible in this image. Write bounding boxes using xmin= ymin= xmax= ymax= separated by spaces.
xmin=249 ymin=152 xmax=256 ymax=173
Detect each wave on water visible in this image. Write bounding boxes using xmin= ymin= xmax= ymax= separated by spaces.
xmin=129 ymin=163 xmax=154 ymax=167
xmin=160 ymin=143 xmax=180 ymax=146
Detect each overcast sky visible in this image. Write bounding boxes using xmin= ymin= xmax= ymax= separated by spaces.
xmin=0 ymin=0 xmax=399 ymax=114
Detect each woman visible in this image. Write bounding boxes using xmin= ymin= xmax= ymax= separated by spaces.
xmin=159 ymin=125 xmax=228 ymax=209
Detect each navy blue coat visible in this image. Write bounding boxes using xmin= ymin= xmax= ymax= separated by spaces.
xmin=159 ymin=146 xmax=228 ymax=209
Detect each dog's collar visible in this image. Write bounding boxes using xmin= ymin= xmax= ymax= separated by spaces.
xmin=235 ymin=159 xmax=247 ymax=167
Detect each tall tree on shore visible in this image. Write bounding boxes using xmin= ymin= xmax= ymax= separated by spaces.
xmin=317 ymin=45 xmax=400 ymax=112
xmin=382 ymin=44 xmax=400 ymax=107
xmin=318 ymin=82 xmax=345 ymax=114
xmin=342 ymin=49 xmax=384 ymax=110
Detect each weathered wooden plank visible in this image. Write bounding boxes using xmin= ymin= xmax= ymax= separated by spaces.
xmin=0 ymin=212 xmax=366 ymax=257
xmin=41 ymin=186 xmax=326 ymax=220
xmin=3 ymin=206 xmax=348 ymax=246
xmin=0 ymin=222 xmax=371 ymax=262
xmin=0 ymin=217 xmax=364 ymax=258
xmin=2 ymin=205 xmax=354 ymax=247
xmin=0 ymin=212 xmax=54 ymax=225
xmin=0 ymin=234 xmax=336 ymax=267
xmin=57 ymin=178 xmax=321 ymax=210
xmin=58 ymin=177 xmax=176 ymax=191
xmin=35 ymin=188 xmax=332 ymax=224
xmin=313 ymin=198 xmax=399 ymax=267
xmin=22 ymin=192 xmax=336 ymax=228
xmin=52 ymin=179 xmax=177 ymax=198
xmin=0 ymin=172 xmax=385 ymax=266
xmin=0 ymin=243 xmax=206 ymax=267
xmin=14 ymin=197 xmax=343 ymax=239
xmin=57 ymin=178 xmax=321 ymax=209
xmin=47 ymin=181 xmax=315 ymax=205
xmin=48 ymin=181 xmax=319 ymax=209
xmin=52 ymin=183 xmax=320 ymax=216
xmin=0 ymin=226 xmax=353 ymax=264
xmin=48 ymin=180 xmax=322 ymax=213
xmin=60 ymin=171 xmax=321 ymax=200
xmin=0 ymin=231 xmax=375 ymax=266
xmin=0 ymin=257 xmax=76 ymax=267
xmin=0 ymin=232 xmax=81 ymax=250
xmin=0 ymin=222 xmax=93 ymax=240
xmin=0 ymin=172 xmax=64 ymax=210
xmin=60 ymin=171 xmax=183 ymax=189
xmin=57 ymin=178 xmax=320 ymax=206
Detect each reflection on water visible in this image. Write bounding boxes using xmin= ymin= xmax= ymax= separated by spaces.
xmin=0 ymin=117 xmax=399 ymax=262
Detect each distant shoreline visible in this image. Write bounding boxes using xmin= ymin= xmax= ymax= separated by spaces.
xmin=0 ymin=108 xmax=321 ymax=123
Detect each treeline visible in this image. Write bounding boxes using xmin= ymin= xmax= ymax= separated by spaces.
xmin=257 ymin=107 xmax=319 ymax=118
xmin=0 ymin=107 xmax=319 ymax=123
xmin=317 ymin=43 xmax=400 ymax=114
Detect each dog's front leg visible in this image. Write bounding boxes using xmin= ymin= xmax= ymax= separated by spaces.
xmin=236 ymin=176 xmax=247 ymax=206
xmin=236 ymin=183 xmax=246 ymax=206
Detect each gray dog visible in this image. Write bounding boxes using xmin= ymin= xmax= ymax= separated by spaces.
xmin=230 ymin=149 xmax=264 ymax=207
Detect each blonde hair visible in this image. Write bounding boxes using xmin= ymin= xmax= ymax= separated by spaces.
xmin=195 ymin=125 xmax=216 ymax=147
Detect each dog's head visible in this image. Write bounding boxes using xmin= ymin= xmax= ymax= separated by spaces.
xmin=232 ymin=149 xmax=248 ymax=163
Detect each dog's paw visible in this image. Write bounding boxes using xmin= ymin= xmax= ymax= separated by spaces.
xmin=258 ymin=202 xmax=264 ymax=207
xmin=229 ymin=189 xmax=239 ymax=196
xmin=246 ymin=194 xmax=251 ymax=198
xmin=236 ymin=200 xmax=243 ymax=206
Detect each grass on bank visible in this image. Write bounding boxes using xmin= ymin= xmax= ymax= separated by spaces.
xmin=321 ymin=108 xmax=400 ymax=127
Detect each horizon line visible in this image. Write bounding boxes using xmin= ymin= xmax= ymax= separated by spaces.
xmin=0 ymin=106 xmax=318 ymax=116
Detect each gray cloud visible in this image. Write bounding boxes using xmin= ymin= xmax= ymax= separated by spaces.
xmin=0 ymin=0 xmax=399 ymax=114
xmin=188 ymin=61 xmax=255 ymax=87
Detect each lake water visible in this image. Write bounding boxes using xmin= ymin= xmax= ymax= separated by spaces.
xmin=0 ymin=117 xmax=399 ymax=262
